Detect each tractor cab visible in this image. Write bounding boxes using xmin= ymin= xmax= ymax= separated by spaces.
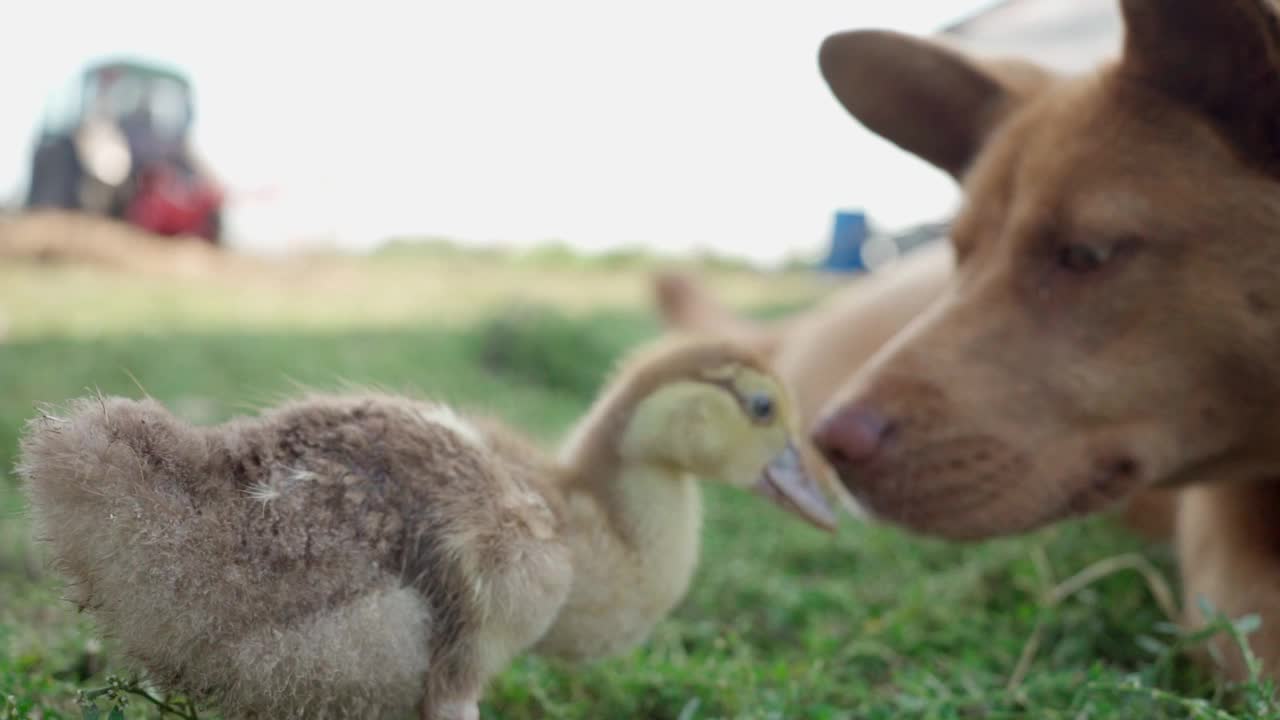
xmin=26 ymin=58 xmax=223 ymax=243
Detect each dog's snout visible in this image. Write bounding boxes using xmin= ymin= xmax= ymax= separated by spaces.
xmin=813 ymin=401 xmax=895 ymax=468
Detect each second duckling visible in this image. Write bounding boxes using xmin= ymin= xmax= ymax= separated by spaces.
xmin=535 ymin=336 xmax=836 ymax=660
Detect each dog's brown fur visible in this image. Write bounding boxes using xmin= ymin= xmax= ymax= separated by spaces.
xmin=660 ymin=0 xmax=1280 ymax=681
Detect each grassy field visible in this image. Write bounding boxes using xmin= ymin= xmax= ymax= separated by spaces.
xmin=0 ymin=240 xmax=1275 ymax=719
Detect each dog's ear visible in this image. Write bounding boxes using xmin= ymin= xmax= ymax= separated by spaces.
xmin=818 ymin=30 xmax=1047 ymax=180
xmin=1119 ymin=0 xmax=1280 ymax=167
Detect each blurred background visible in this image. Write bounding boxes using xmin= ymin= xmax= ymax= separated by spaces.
xmin=1 ymin=0 xmax=1119 ymax=268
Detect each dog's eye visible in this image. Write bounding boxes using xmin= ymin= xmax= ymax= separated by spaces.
xmin=746 ymin=393 xmax=775 ymax=423
xmin=1056 ymin=243 xmax=1112 ymax=274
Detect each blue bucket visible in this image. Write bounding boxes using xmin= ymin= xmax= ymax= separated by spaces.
xmin=819 ymin=209 xmax=869 ymax=273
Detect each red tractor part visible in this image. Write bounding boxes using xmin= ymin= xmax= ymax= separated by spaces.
xmin=125 ymin=165 xmax=224 ymax=243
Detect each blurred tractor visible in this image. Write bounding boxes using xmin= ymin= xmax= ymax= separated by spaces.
xmin=25 ymin=58 xmax=224 ymax=243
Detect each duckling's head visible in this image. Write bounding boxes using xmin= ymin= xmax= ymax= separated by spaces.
xmin=610 ymin=336 xmax=837 ymax=531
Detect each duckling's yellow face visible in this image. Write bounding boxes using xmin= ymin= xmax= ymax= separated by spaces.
xmin=622 ymin=363 xmax=836 ymax=531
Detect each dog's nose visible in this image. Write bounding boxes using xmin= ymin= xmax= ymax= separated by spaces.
xmin=813 ymin=401 xmax=894 ymax=467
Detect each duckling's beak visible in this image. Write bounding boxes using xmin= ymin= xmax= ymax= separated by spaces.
xmin=754 ymin=443 xmax=838 ymax=532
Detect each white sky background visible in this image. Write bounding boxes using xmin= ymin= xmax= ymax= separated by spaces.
xmin=0 ymin=0 xmax=995 ymax=265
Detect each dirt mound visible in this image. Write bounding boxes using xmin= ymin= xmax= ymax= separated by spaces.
xmin=0 ymin=211 xmax=232 ymax=277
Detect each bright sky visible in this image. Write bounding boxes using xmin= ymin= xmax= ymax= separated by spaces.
xmin=1 ymin=0 xmax=993 ymax=265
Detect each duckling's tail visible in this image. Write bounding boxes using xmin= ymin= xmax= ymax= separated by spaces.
xmin=17 ymin=396 xmax=209 ymax=610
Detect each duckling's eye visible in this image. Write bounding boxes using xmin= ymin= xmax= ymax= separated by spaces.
xmin=746 ymin=394 xmax=775 ymax=423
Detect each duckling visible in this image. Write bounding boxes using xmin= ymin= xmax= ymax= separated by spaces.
xmin=534 ymin=336 xmax=836 ymax=660
xmin=19 ymin=336 xmax=834 ymax=719
xmin=21 ymin=393 xmax=568 ymax=720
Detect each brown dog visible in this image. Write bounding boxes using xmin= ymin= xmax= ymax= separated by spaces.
xmin=659 ymin=0 xmax=1280 ymax=681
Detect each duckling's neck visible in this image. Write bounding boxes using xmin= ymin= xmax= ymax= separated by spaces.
xmin=553 ymin=378 xmax=704 ymax=547
xmin=612 ymin=461 xmax=703 ymax=560
xmin=536 ymin=440 xmax=706 ymax=661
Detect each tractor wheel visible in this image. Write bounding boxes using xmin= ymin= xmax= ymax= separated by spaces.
xmin=203 ymin=209 xmax=223 ymax=245
xmin=25 ymin=138 xmax=82 ymax=210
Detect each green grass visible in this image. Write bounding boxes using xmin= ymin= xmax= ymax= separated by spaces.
xmin=0 ymin=253 xmax=1275 ymax=719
